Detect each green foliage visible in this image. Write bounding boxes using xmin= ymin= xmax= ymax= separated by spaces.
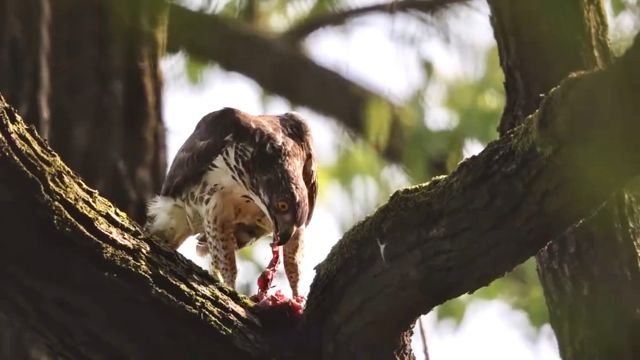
xmin=364 ymin=97 xmax=393 ymax=151
xmin=399 ymin=48 xmax=504 ymax=181
xmin=321 ymin=139 xmax=390 ymax=221
xmin=443 ymin=49 xmax=504 ymax=144
xmin=608 ymin=0 xmax=640 ymax=55
xmin=213 ymin=0 xmax=345 ymax=30
xmin=610 ymin=0 xmax=632 ymax=15
xmin=325 ymin=140 xmax=385 ymax=190
xmin=184 ymin=56 xmax=209 ymax=84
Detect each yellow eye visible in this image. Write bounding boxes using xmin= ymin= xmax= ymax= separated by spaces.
xmin=276 ymin=201 xmax=289 ymax=212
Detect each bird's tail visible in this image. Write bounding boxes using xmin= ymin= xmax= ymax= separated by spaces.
xmin=145 ymin=195 xmax=191 ymax=250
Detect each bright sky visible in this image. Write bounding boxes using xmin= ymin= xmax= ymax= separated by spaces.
xmin=161 ymin=1 xmax=561 ymax=358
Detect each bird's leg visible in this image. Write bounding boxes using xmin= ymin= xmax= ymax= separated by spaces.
xmin=283 ymin=227 xmax=305 ymax=298
xmin=219 ymin=223 xmax=238 ymax=287
xmin=205 ymin=206 xmax=237 ymax=288
xmin=251 ymin=228 xmax=305 ymax=316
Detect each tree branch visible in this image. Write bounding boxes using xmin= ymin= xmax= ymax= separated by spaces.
xmin=489 ymin=1 xmax=640 ymax=358
xmin=165 ymin=3 xmax=406 ymax=162
xmin=489 ymin=0 xmax=611 ymax=136
xmin=283 ymin=0 xmax=469 ymax=42
xmin=0 ymin=96 xmax=268 ymax=359
xmin=300 ymin=36 xmax=640 ymax=359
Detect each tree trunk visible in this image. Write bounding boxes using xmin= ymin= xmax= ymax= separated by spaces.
xmin=488 ymin=1 xmax=640 ymax=358
xmin=0 ymin=0 xmax=166 ymax=224
xmin=0 ymin=0 xmax=51 ymax=136
xmin=538 ymin=193 xmax=640 ymax=359
xmin=0 ymin=2 xmax=59 ymax=358
xmin=48 ymin=0 xmax=166 ymax=223
xmin=0 ymin=1 xmax=166 ymax=357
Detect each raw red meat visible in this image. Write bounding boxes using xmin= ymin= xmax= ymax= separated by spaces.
xmin=251 ymin=242 xmax=305 ymax=317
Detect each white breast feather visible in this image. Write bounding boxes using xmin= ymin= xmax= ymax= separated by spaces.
xmin=147 ymin=195 xmax=190 ymax=237
xmin=203 ymin=144 xmax=270 ymax=218
xmin=149 ymin=143 xmax=271 ymax=243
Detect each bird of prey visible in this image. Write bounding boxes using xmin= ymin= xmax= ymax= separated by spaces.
xmin=146 ymin=108 xmax=317 ymax=297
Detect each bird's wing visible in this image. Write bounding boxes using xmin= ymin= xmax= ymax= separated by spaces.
xmin=279 ymin=113 xmax=318 ymax=226
xmin=161 ymin=108 xmax=254 ymax=197
xmin=303 ymin=150 xmax=317 ymax=226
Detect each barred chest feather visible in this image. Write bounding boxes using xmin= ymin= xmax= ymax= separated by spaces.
xmin=180 ymin=143 xmax=272 ymax=246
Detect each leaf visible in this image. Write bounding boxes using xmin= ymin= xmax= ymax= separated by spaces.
xmin=184 ymin=56 xmax=209 ymax=84
xmin=611 ymin=0 xmax=627 ymax=15
xmin=364 ymin=97 xmax=393 ymax=152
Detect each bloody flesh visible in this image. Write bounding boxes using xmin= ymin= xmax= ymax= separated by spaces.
xmin=256 ymin=242 xmax=280 ymax=297
xmin=251 ymin=242 xmax=305 ymax=316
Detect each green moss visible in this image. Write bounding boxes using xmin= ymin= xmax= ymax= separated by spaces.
xmin=1 ymin=100 xmax=261 ymax=345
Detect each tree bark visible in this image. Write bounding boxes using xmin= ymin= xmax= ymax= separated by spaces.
xmin=490 ymin=0 xmax=610 ymax=136
xmin=0 ymin=1 xmax=58 ymax=357
xmin=0 ymin=0 xmax=51 ymax=136
xmin=1 ymin=1 xmax=167 ymax=356
xmin=537 ymin=193 xmax=640 ymax=359
xmin=47 ymin=0 xmax=166 ymax=223
xmin=488 ymin=1 xmax=640 ymax=358
xmin=1 ymin=0 xmax=166 ymax=224
xmin=301 ymin=35 xmax=640 ymax=358
xmin=0 ymin=96 xmax=268 ymax=359
xmin=1 ymin=25 xmax=640 ymax=360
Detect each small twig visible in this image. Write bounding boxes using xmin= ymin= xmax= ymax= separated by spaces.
xmin=283 ymin=0 xmax=469 ymax=42
xmin=418 ymin=316 xmax=430 ymax=360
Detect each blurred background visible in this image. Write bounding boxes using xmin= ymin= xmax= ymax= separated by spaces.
xmin=1 ymin=0 xmax=639 ymax=358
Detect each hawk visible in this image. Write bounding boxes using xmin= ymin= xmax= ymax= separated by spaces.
xmin=146 ymin=107 xmax=317 ymax=297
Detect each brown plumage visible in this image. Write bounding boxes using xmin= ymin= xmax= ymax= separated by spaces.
xmin=146 ymin=108 xmax=317 ymax=296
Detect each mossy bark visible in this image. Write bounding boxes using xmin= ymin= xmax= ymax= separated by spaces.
xmin=302 ymin=36 xmax=640 ymax=359
xmin=0 ymin=1 xmax=59 ymax=356
xmin=489 ymin=1 xmax=640 ymax=358
xmin=0 ymin=96 xmax=268 ymax=359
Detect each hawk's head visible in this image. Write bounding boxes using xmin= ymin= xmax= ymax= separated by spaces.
xmin=252 ymin=142 xmax=311 ymax=246
xmin=251 ymin=113 xmax=315 ymax=246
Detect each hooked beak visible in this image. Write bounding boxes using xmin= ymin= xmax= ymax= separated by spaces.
xmin=274 ymin=224 xmax=296 ymax=246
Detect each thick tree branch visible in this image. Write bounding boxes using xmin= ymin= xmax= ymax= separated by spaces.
xmin=489 ymin=0 xmax=611 ymax=136
xmin=301 ymin=37 xmax=640 ymax=359
xmin=0 ymin=97 xmax=268 ymax=359
xmin=282 ymin=0 xmax=468 ymax=42
xmin=165 ymin=3 xmax=406 ymax=162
